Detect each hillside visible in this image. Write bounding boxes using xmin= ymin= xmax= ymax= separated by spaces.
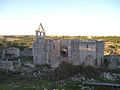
xmin=0 ymin=35 xmax=120 ymax=55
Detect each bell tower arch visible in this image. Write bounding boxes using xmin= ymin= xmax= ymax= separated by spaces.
xmin=33 ymin=23 xmax=46 ymax=65
xmin=36 ymin=23 xmax=46 ymax=39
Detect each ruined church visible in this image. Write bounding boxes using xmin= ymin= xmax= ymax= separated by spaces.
xmin=33 ymin=23 xmax=104 ymax=67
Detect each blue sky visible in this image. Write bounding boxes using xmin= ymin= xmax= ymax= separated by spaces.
xmin=0 ymin=0 xmax=120 ymax=35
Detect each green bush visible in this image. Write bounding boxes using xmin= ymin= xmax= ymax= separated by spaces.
xmin=20 ymin=56 xmax=33 ymax=63
xmin=53 ymin=61 xmax=76 ymax=80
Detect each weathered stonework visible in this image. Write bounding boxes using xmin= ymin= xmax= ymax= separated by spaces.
xmin=2 ymin=47 xmax=20 ymax=59
xmin=20 ymin=48 xmax=33 ymax=56
xmin=33 ymin=24 xmax=104 ymax=68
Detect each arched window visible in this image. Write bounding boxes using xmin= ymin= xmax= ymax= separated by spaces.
xmin=60 ymin=48 xmax=68 ymax=57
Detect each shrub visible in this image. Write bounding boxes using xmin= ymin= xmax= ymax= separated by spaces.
xmin=103 ymin=58 xmax=110 ymax=67
xmin=53 ymin=61 xmax=76 ymax=80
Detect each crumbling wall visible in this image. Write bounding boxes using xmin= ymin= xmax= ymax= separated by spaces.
xmin=60 ymin=40 xmax=68 ymax=62
xmin=46 ymin=39 xmax=53 ymax=65
xmin=33 ymin=38 xmax=46 ymax=65
xmin=79 ymin=40 xmax=97 ymax=66
xmin=69 ymin=40 xmax=79 ymax=65
xmin=32 ymin=24 xmax=104 ymax=68
xmin=2 ymin=47 xmax=20 ymax=59
xmin=33 ymin=38 xmax=104 ymax=67
xmin=48 ymin=39 xmax=61 ymax=67
xmin=20 ymin=48 xmax=33 ymax=56
xmin=96 ymin=41 xmax=104 ymax=66
xmin=33 ymin=35 xmax=104 ymax=67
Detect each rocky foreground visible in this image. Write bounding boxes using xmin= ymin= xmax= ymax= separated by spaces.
xmin=0 ymin=62 xmax=120 ymax=90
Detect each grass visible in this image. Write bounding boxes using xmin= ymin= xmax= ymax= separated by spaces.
xmin=0 ymin=80 xmax=51 ymax=90
xmin=0 ymin=80 xmax=90 ymax=90
xmin=0 ymin=80 xmax=119 ymax=90
xmin=0 ymin=63 xmax=120 ymax=90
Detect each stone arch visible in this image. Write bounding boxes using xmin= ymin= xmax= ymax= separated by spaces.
xmin=35 ymin=23 xmax=46 ymax=39
xmin=60 ymin=46 xmax=68 ymax=57
xmin=85 ymin=54 xmax=94 ymax=66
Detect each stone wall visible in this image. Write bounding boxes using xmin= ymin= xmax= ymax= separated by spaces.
xmin=50 ymin=39 xmax=61 ymax=67
xmin=20 ymin=48 xmax=33 ymax=56
xmin=96 ymin=41 xmax=105 ymax=66
xmin=70 ymin=40 xmax=79 ymax=65
xmin=0 ymin=60 xmax=21 ymax=71
xmin=32 ymin=24 xmax=104 ymax=68
xmin=2 ymin=47 xmax=20 ymax=59
xmin=79 ymin=40 xmax=97 ymax=66
xmin=33 ymin=38 xmax=46 ymax=65
xmin=33 ymin=37 xmax=104 ymax=67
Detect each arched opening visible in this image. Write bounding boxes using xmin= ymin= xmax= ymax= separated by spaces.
xmin=41 ymin=32 xmax=44 ymax=37
xmin=60 ymin=48 xmax=68 ymax=57
xmin=38 ymin=32 xmax=41 ymax=36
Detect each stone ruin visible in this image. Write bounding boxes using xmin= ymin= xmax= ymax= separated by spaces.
xmin=0 ymin=47 xmax=21 ymax=71
xmin=32 ymin=23 xmax=104 ymax=68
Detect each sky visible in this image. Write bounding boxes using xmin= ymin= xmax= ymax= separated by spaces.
xmin=0 ymin=0 xmax=120 ymax=36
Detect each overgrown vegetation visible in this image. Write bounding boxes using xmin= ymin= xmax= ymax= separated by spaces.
xmin=1 ymin=36 xmax=120 ymax=48
xmin=20 ymin=56 xmax=33 ymax=63
xmin=53 ymin=61 xmax=120 ymax=82
xmin=0 ymin=61 xmax=120 ymax=90
xmin=103 ymin=58 xmax=110 ymax=68
xmin=1 ymin=35 xmax=120 ymax=55
xmin=0 ymin=36 xmax=120 ymax=89
xmin=0 ymin=36 xmax=34 ymax=49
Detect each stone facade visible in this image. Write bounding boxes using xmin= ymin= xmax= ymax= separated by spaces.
xmin=2 ymin=47 xmax=20 ymax=59
xmin=0 ymin=60 xmax=21 ymax=71
xmin=33 ymin=24 xmax=104 ymax=67
xmin=20 ymin=48 xmax=33 ymax=56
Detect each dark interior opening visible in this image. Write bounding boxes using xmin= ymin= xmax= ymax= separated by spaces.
xmin=60 ymin=48 xmax=68 ymax=57
xmin=87 ymin=44 xmax=88 ymax=48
